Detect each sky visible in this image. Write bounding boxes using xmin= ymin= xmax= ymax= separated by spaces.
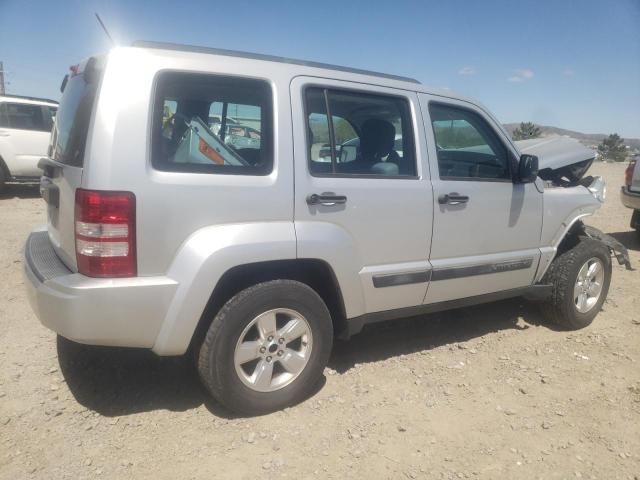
xmin=1 ymin=0 xmax=639 ymax=137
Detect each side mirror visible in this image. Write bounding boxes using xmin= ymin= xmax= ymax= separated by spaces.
xmin=517 ymin=154 xmax=539 ymax=183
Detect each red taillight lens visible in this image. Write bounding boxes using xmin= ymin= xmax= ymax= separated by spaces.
xmin=75 ymin=189 xmax=136 ymax=277
xmin=625 ymin=159 xmax=636 ymax=186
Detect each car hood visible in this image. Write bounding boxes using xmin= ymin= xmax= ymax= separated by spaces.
xmin=514 ymin=136 xmax=596 ymax=184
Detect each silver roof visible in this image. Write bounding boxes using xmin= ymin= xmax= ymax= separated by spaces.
xmin=132 ymin=41 xmax=421 ymax=85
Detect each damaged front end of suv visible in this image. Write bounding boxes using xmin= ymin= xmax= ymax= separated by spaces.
xmin=515 ymin=136 xmax=631 ymax=272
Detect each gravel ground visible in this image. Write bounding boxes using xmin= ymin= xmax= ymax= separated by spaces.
xmin=1 ymin=162 xmax=639 ymax=480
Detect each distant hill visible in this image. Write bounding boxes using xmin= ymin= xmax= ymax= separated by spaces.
xmin=503 ymin=123 xmax=640 ymax=150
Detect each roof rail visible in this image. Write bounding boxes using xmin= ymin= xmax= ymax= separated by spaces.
xmin=132 ymin=41 xmax=421 ymax=85
xmin=0 ymin=93 xmax=58 ymax=104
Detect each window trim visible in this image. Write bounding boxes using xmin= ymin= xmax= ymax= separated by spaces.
xmin=0 ymin=103 xmax=7 ymax=128
xmin=150 ymin=70 xmax=274 ymax=176
xmin=428 ymin=100 xmax=517 ymax=183
xmin=303 ymin=84 xmax=419 ymax=180
xmin=0 ymin=101 xmax=51 ymax=133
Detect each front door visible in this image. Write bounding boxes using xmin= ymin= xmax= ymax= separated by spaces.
xmin=419 ymin=94 xmax=543 ymax=304
xmin=291 ymin=77 xmax=433 ymax=317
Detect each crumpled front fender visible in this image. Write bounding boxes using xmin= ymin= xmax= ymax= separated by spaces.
xmin=581 ymin=224 xmax=632 ymax=270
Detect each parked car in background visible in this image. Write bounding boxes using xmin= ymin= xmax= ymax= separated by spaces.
xmin=0 ymin=95 xmax=58 ymax=191
xmin=621 ymin=155 xmax=640 ymax=236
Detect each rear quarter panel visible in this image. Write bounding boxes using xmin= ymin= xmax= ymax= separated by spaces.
xmin=82 ymin=47 xmax=295 ymax=276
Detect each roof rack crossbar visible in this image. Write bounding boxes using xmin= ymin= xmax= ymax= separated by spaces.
xmin=132 ymin=41 xmax=421 ymax=85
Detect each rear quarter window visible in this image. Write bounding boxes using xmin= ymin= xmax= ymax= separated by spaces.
xmin=151 ymin=72 xmax=273 ymax=175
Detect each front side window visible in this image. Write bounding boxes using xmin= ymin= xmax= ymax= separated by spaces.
xmin=0 ymin=102 xmax=48 ymax=132
xmin=152 ymin=72 xmax=272 ymax=175
xmin=305 ymin=87 xmax=417 ymax=177
xmin=429 ymin=103 xmax=510 ymax=180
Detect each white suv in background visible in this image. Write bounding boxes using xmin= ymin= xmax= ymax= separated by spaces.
xmin=0 ymin=95 xmax=58 ymax=191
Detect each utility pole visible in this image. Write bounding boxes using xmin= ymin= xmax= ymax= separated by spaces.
xmin=0 ymin=62 xmax=5 ymax=95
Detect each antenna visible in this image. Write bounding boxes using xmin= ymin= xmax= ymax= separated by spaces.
xmin=95 ymin=13 xmax=115 ymax=46
xmin=0 ymin=62 xmax=5 ymax=95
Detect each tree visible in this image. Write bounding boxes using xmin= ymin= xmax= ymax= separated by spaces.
xmin=512 ymin=122 xmax=542 ymax=140
xmin=597 ymin=133 xmax=627 ymax=162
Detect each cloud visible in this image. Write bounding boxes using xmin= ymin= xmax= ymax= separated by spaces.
xmin=458 ymin=66 xmax=477 ymax=75
xmin=507 ymin=69 xmax=534 ymax=82
xmin=562 ymin=68 xmax=575 ymax=76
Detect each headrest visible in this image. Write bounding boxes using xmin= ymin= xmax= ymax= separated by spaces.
xmin=370 ymin=162 xmax=399 ymax=176
xmin=360 ymin=118 xmax=396 ymax=158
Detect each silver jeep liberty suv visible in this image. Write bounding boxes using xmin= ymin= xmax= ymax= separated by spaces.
xmin=24 ymin=42 xmax=630 ymax=414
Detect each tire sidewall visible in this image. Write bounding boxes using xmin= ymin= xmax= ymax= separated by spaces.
xmin=203 ymin=281 xmax=333 ymax=414
xmin=559 ymin=240 xmax=612 ymax=328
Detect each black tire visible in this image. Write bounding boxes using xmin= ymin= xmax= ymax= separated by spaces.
xmin=541 ymin=238 xmax=612 ymax=330
xmin=632 ymin=210 xmax=640 ymax=239
xmin=0 ymin=161 xmax=6 ymax=193
xmin=197 ymin=280 xmax=333 ymax=415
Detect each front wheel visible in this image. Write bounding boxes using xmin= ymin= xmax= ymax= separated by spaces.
xmin=197 ymin=280 xmax=333 ymax=415
xmin=541 ymin=238 xmax=612 ymax=330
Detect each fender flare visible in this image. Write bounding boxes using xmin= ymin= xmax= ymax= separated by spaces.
xmin=152 ymin=222 xmax=297 ymax=355
xmin=581 ymin=224 xmax=632 ymax=270
xmin=536 ymin=218 xmax=632 ymax=283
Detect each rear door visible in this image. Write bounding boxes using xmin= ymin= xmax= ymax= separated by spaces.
xmin=291 ymin=77 xmax=433 ymax=316
xmin=0 ymin=101 xmax=52 ymax=176
xmin=44 ymin=59 xmax=101 ymax=269
xmin=419 ymin=94 xmax=543 ymax=304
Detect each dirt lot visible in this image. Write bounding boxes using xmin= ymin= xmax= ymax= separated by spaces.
xmin=1 ymin=162 xmax=638 ymax=480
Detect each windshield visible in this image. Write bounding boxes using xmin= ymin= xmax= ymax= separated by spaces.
xmin=51 ymin=61 xmax=101 ymax=166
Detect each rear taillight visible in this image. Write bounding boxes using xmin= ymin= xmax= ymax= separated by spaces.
xmin=625 ymin=159 xmax=636 ymax=186
xmin=75 ymin=189 xmax=136 ymax=277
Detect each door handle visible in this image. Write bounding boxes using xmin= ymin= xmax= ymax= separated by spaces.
xmin=306 ymin=193 xmax=348 ymax=206
xmin=438 ymin=193 xmax=469 ymax=205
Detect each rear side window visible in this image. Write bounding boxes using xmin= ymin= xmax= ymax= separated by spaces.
xmin=0 ymin=102 xmax=48 ymax=132
xmin=44 ymin=106 xmax=57 ymax=130
xmin=305 ymin=87 xmax=417 ymax=177
xmin=152 ymin=72 xmax=273 ymax=175
xmin=52 ymin=60 xmax=101 ymax=166
xmin=429 ymin=103 xmax=510 ymax=181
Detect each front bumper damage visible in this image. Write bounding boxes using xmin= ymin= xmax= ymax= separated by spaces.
xmin=582 ymin=224 xmax=632 ymax=270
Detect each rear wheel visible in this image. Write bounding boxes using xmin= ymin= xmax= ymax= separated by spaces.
xmin=541 ymin=239 xmax=612 ymax=330
xmin=631 ymin=209 xmax=640 ymax=239
xmin=197 ymin=280 xmax=333 ymax=415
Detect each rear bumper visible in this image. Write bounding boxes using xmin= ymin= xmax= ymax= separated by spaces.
xmin=24 ymin=229 xmax=178 ymax=349
xmin=621 ymin=186 xmax=640 ymax=210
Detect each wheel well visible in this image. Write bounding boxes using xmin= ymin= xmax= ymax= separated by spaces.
xmin=189 ymin=259 xmax=348 ymax=352
xmin=556 ymin=220 xmax=585 ymax=256
xmin=0 ymin=155 xmax=9 ymax=180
